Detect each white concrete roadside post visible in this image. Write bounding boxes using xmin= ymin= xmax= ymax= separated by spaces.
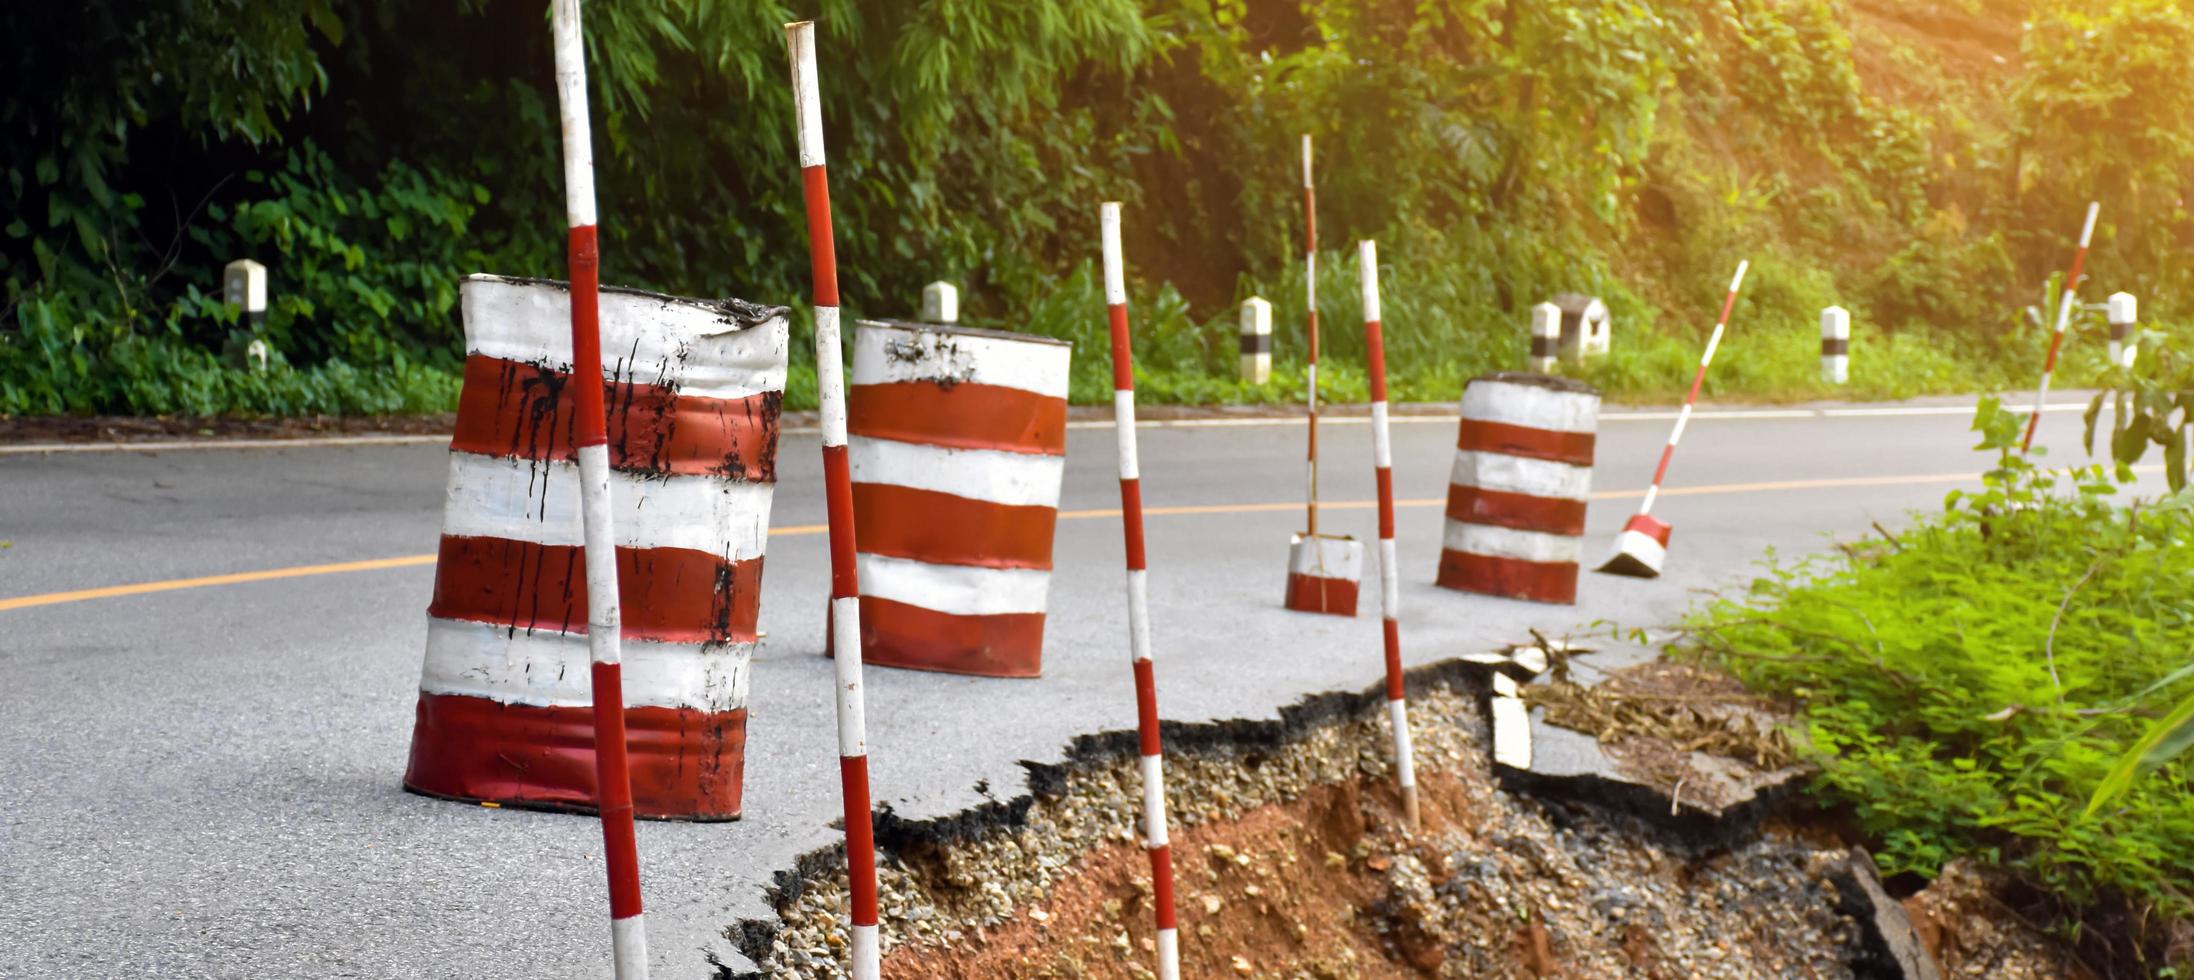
xmin=921 ymin=280 xmax=959 ymax=324
xmin=2108 ymin=292 xmax=2137 ymax=369
xmin=1820 ymin=306 xmax=1849 ymax=385
xmin=1529 ymin=302 xmax=1560 ymax=373
xmin=1239 ymin=296 xmax=1272 ymax=383
xmin=224 ymin=259 xmax=267 ymax=330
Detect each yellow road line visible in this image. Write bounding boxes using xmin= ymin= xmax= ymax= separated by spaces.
xmin=0 ymin=468 xmax=2081 ymax=613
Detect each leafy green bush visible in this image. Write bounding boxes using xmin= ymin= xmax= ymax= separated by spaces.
xmin=1686 ymin=396 xmax=2194 ymax=939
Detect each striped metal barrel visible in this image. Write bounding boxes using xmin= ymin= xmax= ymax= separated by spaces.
xmin=404 ymin=274 xmax=787 ymax=820
xmin=1435 ymin=372 xmax=1600 ymax=604
xmin=846 ymin=320 xmax=1071 ymax=677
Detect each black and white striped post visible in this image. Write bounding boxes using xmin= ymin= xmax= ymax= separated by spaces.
xmin=224 ymin=259 xmax=267 ymax=331
xmin=1239 ymin=296 xmax=1272 ymax=383
xmin=1529 ymin=302 xmax=1559 ymax=373
xmin=2108 ymin=292 xmax=2137 ymax=369
xmin=1820 ymin=306 xmax=1849 ymax=385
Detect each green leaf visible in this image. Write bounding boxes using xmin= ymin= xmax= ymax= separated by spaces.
xmin=2086 ymin=686 xmax=2194 ymax=818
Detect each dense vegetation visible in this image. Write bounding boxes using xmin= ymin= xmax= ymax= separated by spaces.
xmin=5 ymin=0 xmax=2192 ymax=415
xmin=1687 ymin=395 xmax=2193 ymax=971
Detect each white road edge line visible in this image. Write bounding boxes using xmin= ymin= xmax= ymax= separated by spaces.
xmin=0 ymin=402 xmax=2093 ymax=454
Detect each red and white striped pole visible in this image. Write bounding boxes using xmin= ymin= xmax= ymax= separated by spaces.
xmin=1599 ymin=260 xmax=1747 ymax=578
xmin=550 ymin=1 xmax=649 ymax=976
xmin=1358 ymin=240 xmax=1420 ymax=830
xmin=1100 ymin=202 xmax=1181 ymax=980
xmin=1303 ymin=136 xmax=1323 ymax=536
xmin=2021 ymin=201 xmax=2100 ymax=454
xmin=785 ymin=22 xmax=880 ymax=979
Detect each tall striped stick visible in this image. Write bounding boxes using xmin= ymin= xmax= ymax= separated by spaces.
xmin=1598 ymin=260 xmax=1748 ymax=579
xmin=549 ymin=2 xmax=649 ymax=976
xmin=1303 ymin=135 xmax=1322 ymax=535
xmin=1100 ymin=203 xmax=1181 ymax=980
xmin=2021 ymin=202 xmax=2101 ymax=454
xmin=1358 ymin=241 xmax=1419 ymax=830
xmin=784 ymin=22 xmax=880 ymax=980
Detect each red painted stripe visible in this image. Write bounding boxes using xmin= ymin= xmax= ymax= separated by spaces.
xmin=1374 ymin=467 xmax=1396 ymax=539
xmin=1120 ymin=478 xmax=1148 ymax=571
xmin=1443 ymin=486 xmax=1587 ymax=536
xmin=1107 ymin=305 xmax=1134 ymax=391
xmin=428 ymin=536 xmax=762 ymax=644
xmin=591 ymin=661 xmax=646 ymax=919
xmin=1622 ymin=512 xmax=1674 ymax=546
xmin=1648 ymin=440 xmax=1679 ymax=489
xmin=1435 ymin=549 xmax=1580 ymax=605
xmin=404 ymin=693 xmax=748 ymax=819
xmin=454 ymin=355 xmax=779 ymax=481
xmin=856 ymin=596 xmax=1046 ymax=678
xmin=1148 ymin=844 xmax=1178 ymax=929
xmin=1382 ymin=619 xmax=1405 ymax=700
xmin=1455 ymin=418 xmax=1595 ymax=467
xmin=848 ymin=381 xmax=1066 ymax=456
xmin=1283 ymin=571 xmax=1359 ymax=616
xmin=566 ymin=225 xmax=608 ymax=447
xmin=1365 ymin=323 xmax=1388 ymax=403
xmin=852 ymin=483 xmax=1056 ymax=570
xmin=839 ymin=754 xmax=878 ymax=925
xmin=1133 ymin=659 xmax=1161 ymax=757
xmin=821 ymin=444 xmax=858 ymax=599
xmin=800 ymin=168 xmax=838 ymax=307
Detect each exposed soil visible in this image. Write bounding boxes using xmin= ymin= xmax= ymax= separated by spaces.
xmin=737 ymin=677 xmax=2074 ymax=979
xmin=0 ymin=412 xmax=456 ymax=444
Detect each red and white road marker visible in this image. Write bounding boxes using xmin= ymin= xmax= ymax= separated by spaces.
xmin=2022 ymin=201 xmax=2100 ymax=454
xmin=1598 ymin=260 xmax=1749 ymax=579
xmin=1100 ymin=202 xmax=1182 ymax=980
xmin=550 ymin=1 xmax=648 ymax=975
xmin=846 ymin=320 xmax=1071 ymax=677
xmin=1285 ymin=134 xmax=1364 ymax=616
xmin=1435 ymin=373 xmax=1601 ymax=604
xmin=785 ymin=21 xmax=881 ymax=979
xmin=1358 ymin=240 xmax=1420 ymax=830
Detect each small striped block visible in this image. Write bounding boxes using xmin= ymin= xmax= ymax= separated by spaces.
xmin=847 ymin=321 xmax=1071 ymax=677
xmin=1284 ymin=532 xmax=1362 ymax=616
xmin=1436 ymin=372 xmax=1600 ymax=605
xmin=1239 ymin=297 xmax=1272 ymax=383
xmin=403 ymin=275 xmax=787 ymax=821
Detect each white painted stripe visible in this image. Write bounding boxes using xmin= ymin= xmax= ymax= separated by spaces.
xmin=850 ymin=437 xmax=1065 ymax=508
xmin=1388 ymin=700 xmax=1415 ymax=788
xmin=1490 ymin=676 xmax=1531 ymax=770
xmin=1820 ymin=307 xmax=1850 ymax=341
xmin=1301 ymin=134 xmax=1313 ymax=188
xmin=1666 ymin=403 xmax=1695 ymax=448
xmin=1357 ymin=240 xmax=1380 ymax=323
xmin=1139 ymin=754 xmax=1169 ymax=847
xmin=830 ymin=595 xmax=867 ymax=757
xmin=1449 ymin=450 xmax=1592 ymax=501
xmin=549 ymin=0 xmax=596 ymax=228
xmin=1126 ymin=568 xmax=1153 ymax=664
xmin=1639 ymin=483 xmax=1660 ymax=516
xmin=1101 ymin=204 xmax=1127 ymax=305
xmin=1461 ymin=380 xmax=1600 ymax=434
xmin=1609 ymin=529 xmax=1668 ymax=573
xmin=785 ymin=22 xmax=826 ymax=169
xmin=852 ymin=321 xmax=1072 ymax=400
xmin=2078 ymin=201 xmax=2099 ymax=247
xmin=816 ymin=306 xmax=849 ymax=449
xmin=858 ymin=554 xmax=1051 ymax=616
xmin=1442 ymin=522 xmax=1583 ymax=564
xmin=1378 ymin=537 xmax=1399 ymax=621
xmin=850 ymin=924 xmax=879 ymax=979
xmin=441 ymin=452 xmax=775 ymax=559
xmin=1156 ymin=928 xmax=1181 ymax=980
xmin=1113 ymin=390 xmax=1141 ymax=480
xmin=419 ymin=617 xmax=751 ymax=712
xmin=1728 ymin=260 xmax=1749 ymax=295
xmin=461 ymin=276 xmax=790 ymax=401
xmin=1699 ymin=323 xmax=1726 ymax=368
xmin=1288 ymin=533 xmax=1362 ymax=580
xmin=1305 ymin=253 xmax=1316 ymax=313
xmin=610 ymin=915 xmax=648 ymax=980
xmin=1371 ymin=401 xmax=1392 ymax=468
xmin=576 ymin=444 xmax=623 ymax=666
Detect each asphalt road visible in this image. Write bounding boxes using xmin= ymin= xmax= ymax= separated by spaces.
xmin=0 ymin=394 xmax=2131 ymax=978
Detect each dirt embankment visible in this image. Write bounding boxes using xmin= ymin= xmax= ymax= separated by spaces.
xmin=731 ymin=669 xmax=2079 ymax=979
